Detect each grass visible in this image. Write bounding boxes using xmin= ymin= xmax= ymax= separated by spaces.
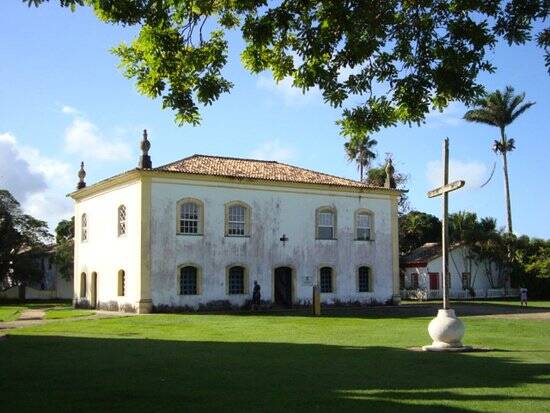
xmin=0 ymin=301 xmax=72 ymax=322
xmin=44 ymin=308 xmax=95 ymax=320
xmin=1 ymin=309 xmax=549 ymax=412
xmin=402 ymin=299 xmax=550 ymax=308
xmin=458 ymin=299 xmax=550 ymax=308
xmin=0 ymin=306 xmax=22 ymax=322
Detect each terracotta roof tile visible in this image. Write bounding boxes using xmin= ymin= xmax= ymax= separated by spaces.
xmin=153 ymin=154 xmax=389 ymax=190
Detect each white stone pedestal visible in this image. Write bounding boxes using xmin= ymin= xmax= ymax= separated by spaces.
xmin=423 ymin=309 xmax=471 ymax=352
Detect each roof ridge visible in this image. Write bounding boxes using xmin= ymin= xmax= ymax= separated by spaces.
xmin=194 ymin=154 xmax=279 ymax=164
xmin=274 ymin=159 xmax=379 ymax=188
xmin=153 ymin=154 xmax=198 ymax=171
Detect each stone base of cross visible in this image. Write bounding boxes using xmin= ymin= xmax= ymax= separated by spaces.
xmin=422 ymin=138 xmax=471 ymax=352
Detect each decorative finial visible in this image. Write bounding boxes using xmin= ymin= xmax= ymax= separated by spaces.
xmin=385 ymin=158 xmax=395 ymax=189
xmin=138 ymin=129 xmax=152 ymax=169
xmin=77 ymin=161 xmax=86 ymax=190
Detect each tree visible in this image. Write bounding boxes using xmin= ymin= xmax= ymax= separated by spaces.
xmin=366 ymin=161 xmax=409 ymax=214
xmin=0 ymin=190 xmax=52 ymax=288
xmin=464 ymin=86 xmax=535 ymax=233
xmin=53 ymin=217 xmax=74 ymax=281
xmin=399 ymin=211 xmax=440 ymax=255
xmin=344 ymin=134 xmax=377 ymax=181
xmin=25 ymin=1 xmax=549 ymax=135
xmin=510 ymin=235 xmax=550 ymax=297
xmin=448 ymin=211 xmax=504 ymax=289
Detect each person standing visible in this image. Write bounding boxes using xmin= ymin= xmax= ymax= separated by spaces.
xmin=520 ymin=287 xmax=528 ymax=308
xmin=252 ymin=281 xmax=261 ymax=311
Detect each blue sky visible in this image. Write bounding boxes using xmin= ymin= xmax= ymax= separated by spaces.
xmin=1 ymin=3 xmax=549 ymax=238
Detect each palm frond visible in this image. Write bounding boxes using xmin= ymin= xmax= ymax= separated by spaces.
xmin=510 ymin=101 xmax=536 ymax=122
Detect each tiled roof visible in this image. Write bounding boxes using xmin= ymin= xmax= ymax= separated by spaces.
xmin=153 ymin=154 xmax=390 ymax=190
xmin=401 ymin=243 xmax=442 ymax=265
xmin=401 ymin=242 xmax=464 ymax=265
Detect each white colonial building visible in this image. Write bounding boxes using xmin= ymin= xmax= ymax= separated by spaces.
xmin=70 ymin=131 xmax=402 ymax=313
xmin=400 ymin=242 xmax=515 ymax=300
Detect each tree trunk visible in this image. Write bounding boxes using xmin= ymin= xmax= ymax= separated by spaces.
xmin=359 ymin=150 xmax=364 ymax=181
xmin=500 ymin=127 xmax=513 ymax=233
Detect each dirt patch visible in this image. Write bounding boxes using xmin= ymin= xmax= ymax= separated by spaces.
xmin=486 ymin=311 xmax=550 ymax=320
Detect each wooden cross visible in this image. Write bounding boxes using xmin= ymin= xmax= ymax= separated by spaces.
xmin=279 ymin=234 xmax=289 ymax=246
xmin=427 ymin=138 xmax=465 ymax=310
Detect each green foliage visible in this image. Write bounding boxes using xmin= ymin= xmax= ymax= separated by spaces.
xmin=0 ymin=190 xmax=52 ymax=288
xmin=510 ymin=235 xmax=550 ymax=296
xmin=366 ymin=161 xmax=409 ymax=214
xmin=463 ymin=86 xmax=535 ymax=233
xmin=343 ymin=134 xmax=377 ymax=181
xmin=399 ymin=211 xmax=441 ymax=255
xmin=24 ymin=1 xmax=549 ymax=135
xmin=464 ymin=86 xmax=535 ymax=141
xmin=53 ymin=217 xmax=74 ymax=281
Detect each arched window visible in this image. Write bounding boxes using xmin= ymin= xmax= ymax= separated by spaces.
xmin=118 ymin=270 xmax=126 ymax=296
xmin=80 ymin=272 xmax=87 ymax=297
xmin=118 ymin=205 xmax=127 ymax=236
xmin=225 ymin=202 xmax=250 ymax=236
xmin=180 ymin=266 xmax=198 ymax=295
xmin=319 ymin=267 xmax=334 ymax=293
xmin=177 ymin=199 xmax=204 ymax=235
xmin=355 ymin=210 xmax=374 ymax=240
xmin=358 ymin=266 xmax=371 ymax=292
xmin=227 ymin=265 xmax=246 ymax=294
xmin=81 ymin=213 xmax=88 ymax=241
xmin=316 ymin=207 xmax=336 ymax=240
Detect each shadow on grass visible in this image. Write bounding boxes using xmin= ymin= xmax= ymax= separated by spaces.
xmin=199 ymin=303 xmax=550 ymax=319
xmin=1 ymin=336 xmax=549 ymax=412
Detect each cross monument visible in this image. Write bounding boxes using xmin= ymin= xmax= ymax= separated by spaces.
xmin=423 ymin=138 xmax=470 ymax=351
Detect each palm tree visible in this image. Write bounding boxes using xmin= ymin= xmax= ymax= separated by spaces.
xmin=464 ymin=86 xmax=535 ymax=233
xmin=344 ymin=135 xmax=377 ymax=181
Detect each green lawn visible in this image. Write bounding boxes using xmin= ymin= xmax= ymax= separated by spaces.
xmin=402 ymin=299 xmax=550 ymax=309
xmin=44 ymin=308 xmax=95 ymax=320
xmin=458 ymin=299 xmax=550 ymax=308
xmin=1 ymin=311 xmax=549 ymax=412
xmin=0 ymin=301 xmax=72 ymax=322
xmin=0 ymin=306 xmax=22 ymax=322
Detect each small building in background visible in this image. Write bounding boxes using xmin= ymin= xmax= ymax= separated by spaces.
xmin=400 ymin=242 xmax=517 ymax=300
xmin=0 ymin=247 xmax=73 ymax=300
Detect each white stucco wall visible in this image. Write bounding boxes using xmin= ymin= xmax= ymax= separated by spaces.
xmin=74 ymin=179 xmax=142 ymax=310
xmin=149 ymin=177 xmax=397 ymax=308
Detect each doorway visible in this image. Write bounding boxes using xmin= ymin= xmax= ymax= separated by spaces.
xmin=429 ymin=272 xmax=439 ymax=290
xmin=91 ymin=272 xmax=98 ymax=309
xmin=274 ymin=267 xmax=292 ymax=307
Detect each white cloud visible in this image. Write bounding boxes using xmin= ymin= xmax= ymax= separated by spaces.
xmin=249 ymin=139 xmax=296 ymax=162
xmin=64 ymin=118 xmax=132 ymax=161
xmin=426 ymin=158 xmax=488 ymax=191
xmin=0 ymin=132 xmax=73 ymax=230
xmin=257 ymin=75 xmax=321 ymax=107
xmin=61 ymin=105 xmax=81 ymax=116
xmin=425 ymin=102 xmax=465 ymax=128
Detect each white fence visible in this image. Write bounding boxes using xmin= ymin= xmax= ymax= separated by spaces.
xmin=0 ymin=286 xmax=59 ymax=300
xmin=401 ymin=288 xmax=519 ymax=301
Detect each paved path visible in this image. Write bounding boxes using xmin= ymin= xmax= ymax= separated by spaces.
xmin=0 ymin=308 xmax=136 ymax=338
xmin=0 ymin=308 xmax=47 ymax=338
